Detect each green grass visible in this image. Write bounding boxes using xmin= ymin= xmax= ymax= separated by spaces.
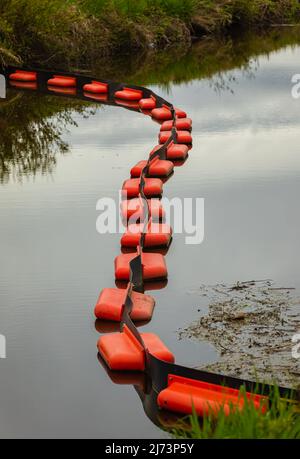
xmin=1 ymin=1 xmax=300 ymax=67
xmin=169 ymin=387 xmax=300 ymax=439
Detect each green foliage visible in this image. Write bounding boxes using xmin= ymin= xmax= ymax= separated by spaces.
xmin=0 ymin=0 xmax=300 ymax=67
xmin=171 ymin=387 xmax=300 ymax=439
xmin=81 ymin=0 xmax=198 ymax=19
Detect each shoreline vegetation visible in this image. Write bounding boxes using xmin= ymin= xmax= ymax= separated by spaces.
xmin=1 ymin=0 xmax=300 ymax=69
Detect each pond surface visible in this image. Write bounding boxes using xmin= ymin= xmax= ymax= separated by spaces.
xmin=0 ymin=30 xmax=300 ymax=438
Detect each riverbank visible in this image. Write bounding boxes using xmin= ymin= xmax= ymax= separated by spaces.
xmin=1 ymin=0 xmax=300 ymax=68
xmin=180 ymin=281 xmax=300 ymax=388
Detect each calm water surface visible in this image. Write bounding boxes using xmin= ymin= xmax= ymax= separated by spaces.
xmin=0 ymin=33 xmax=300 ymax=438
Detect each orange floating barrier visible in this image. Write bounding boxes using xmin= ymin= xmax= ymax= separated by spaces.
xmin=130 ymin=159 xmax=174 ymax=178
xmin=121 ymin=222 xmax=172 ymax=248
xmin=121 ymin=198 xmax=165 ymax=221
xmin=122 ymin=178 xmax=163 ymax=198
xmin=151 ymin=106 xmax=187 ymax=121
xmin=83 ymin=81 xmax=108 ymax=94
xmin=160 ymin=118 xmax=192 ymax=132
xmin=115 ymin=252 xmax=168 ymax=281
xmin=94 ymin=288 xmax=155 ymax=322
xmin=157 ymin=375 xmax=268 ymax=417
xmin=139 ymin=96 xmax=156 ymax=110
xmin=159 ymin=130 xmax=192 ymax=145
xmin=9 ymin=70 xmax=37 ymax=82
xmin=98 ymin=324 xmax=174 ymax=371
xmin=47 ymin=75 xmax=76 ymax=87
xmin=115 ymin=88 xmax=143 ymax=101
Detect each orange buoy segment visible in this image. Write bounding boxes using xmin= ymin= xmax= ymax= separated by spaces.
xmin=151 ymin=107 xmax=173 ymax=121
xmin=98 ymin=325 xmax=174 ymax=371
xmin=47 ymin=75 xmax=76 ymax=87
xmin=121 ymin=198 xmax=165 ymax=221
xmin=157 ymin=375 xmax=268 ymax=417
xmin=139 ymin=97 xmax=156 ymax=110
xmin=175 ymin=108 xmax=187 ymax=118
xmin=130 ymin=159 xmax=174 ymax=178
xmin=9 ymin=71 xmax=37 ymax=82
xmin=121 ymin=223 xmax=172 ymax=248
xmin=159 ymin=130 xmax=192 ymax=145
xmin=94 ymin=288 xmax=155 ymax=322
xmin=98 ymin=325 xmax=145 ymax=371
xmin=122 ymin=178 xmax=163 ymax=198
xmin=167 ymin=144 xmax=189 ymax=160
xmin=151 ymin=106 xmax=187 ymax=121
xmin=115 ymin=252 xmax=167 ymax=281
xmin=160 ymin=118 xmax=192 ymax=132
xmin=115 ymin=88 xmax=143 ymax=101
xmin=83 ymin=81 xmax=108 ymax=94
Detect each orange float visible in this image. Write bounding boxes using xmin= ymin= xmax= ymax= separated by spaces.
xmin=130 ymin=159 xmax=174 ymax=178
xmin=47 ymin=75 xmax=76 ymax=87
xmin=160 ymin=118 xmax=192 ymax=131
xmin=98 ymin=325 xmax=174 ymax=371
xmin=139 ymin=96 xmax=156 ymax=110
xmin=159 ymin=130 xmax=192 ymax=145
xmin=115 ymin=252 xmax=167 ymax=281
xmin=115 ymin=88 xmax=143 ymax=101
xmin=94 ymin=288 xmax=155 ymax=322
xmin=122 ymin=178 xmax=163 ymax=198
xmin=83 ymin=81 xmax=108 ymax=94
xmin=151 ymin=144 xmax=189 ymax=161
xmin=166 ymin=144 xmax=189 ymax=160
xmin=121 ymin=222 xmax=172 ymax=248
xmin=9 ymin=70 xmax=37 ymax=82
xmin=121 ymin=198 xmax=165 ymax=221
xmin=151 ymin=106 xmax=187 ymax=121
xmin=157 ymin=375 xmax=268 ymax=417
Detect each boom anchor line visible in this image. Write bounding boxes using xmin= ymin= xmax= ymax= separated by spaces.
xmin=3 ymin=67 xmax=299 ymax=423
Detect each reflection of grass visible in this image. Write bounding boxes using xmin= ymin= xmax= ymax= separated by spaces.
xmin=170 ymin=386 xmax=300 ymax=439
xmin=0 ymin=91 xmax=96 ymax=183
xmin=92 ymin=28 xmax=300 ymax=89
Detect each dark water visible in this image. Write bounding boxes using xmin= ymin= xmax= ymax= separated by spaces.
xmin=1 ymin=30 xmax=300 ymax=438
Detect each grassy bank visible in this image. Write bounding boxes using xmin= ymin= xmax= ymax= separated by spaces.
xmin=170 ymin=387 xmax=300 ymax=439
xmin=1 ymin=1 xmax=300 ymax=68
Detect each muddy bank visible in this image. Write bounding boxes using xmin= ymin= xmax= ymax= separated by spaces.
xmin=180 ymin=281 xmax=300 ymax=388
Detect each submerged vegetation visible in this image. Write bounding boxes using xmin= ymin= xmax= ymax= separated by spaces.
xmin=170 ymin=387 xmax=300 ymax=439
xmin=0 ymin=0 xmax=300 ymax=68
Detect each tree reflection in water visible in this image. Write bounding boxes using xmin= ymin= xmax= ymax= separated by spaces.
xmin=0 ymin=90 xmax=96 ymax=183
